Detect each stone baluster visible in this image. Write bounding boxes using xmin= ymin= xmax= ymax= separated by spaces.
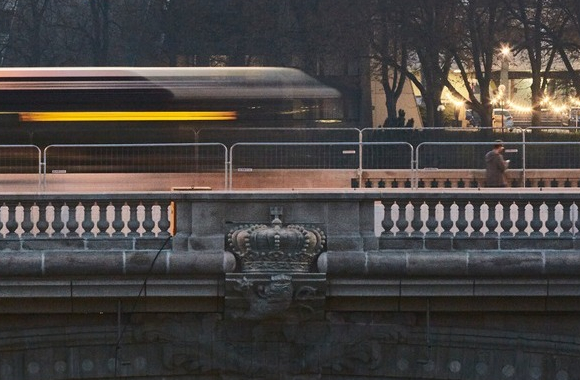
xmin=410 ymin=200 xmax=424 ymax=236
xmin=514 ymin=200 xmax=529 ymax=236
xmin=484 ymin=201 xmax=498 ymax=237
xmin=126 ymin=201 xmax=141 ymax=237
xmin=380 ymin=201 xmax=394 ymax=237
xmin=157 ymin=202 xmax=172 ymax=237
xmin=141 ymin=200 xmax=156 ymax=237
xmin=575 ymin=202 xmax=580 ymax=236
xmin=470 ymin=200 xmax=484 ymax=237
xmin=0 ymin=205 xmax=4 ymax=238
xmin=425 ymin=200 xmax=439 ymax=237
xmin=35 ymin=202 xmax=50 ymax=237
xmin=544 ymin=200 xmax=558 ymax=237
xmin=455 ymin=200 xmax=469 ymax=238
xmin=4 ymin=202 xmax=18 ymax=238
xmin=395 ymin=201 xmax=409 ymax=237
xmin=500 ymin=201 xmax=514 ymax=237
xmin=440 ymin=200 xmax=454 ymax=237
xmin=20 ymin=201 xmax=34 ymax=237
xmin=51 ymin=202 xmax=65 ymax=237
xmin=560 ymin=200 xmax=574 ymax=238
xmin=111 ymin=201 xmax=126 ymax=236
xmin=66 ymin=202 xmax=80 ymax=237
xmin=529 ymin=200 xmax=543 ymax=237
xmin=81 ymin=203 xmax=95 ymax=237
xmin=96 ymin=202 xmax=110 ymax=237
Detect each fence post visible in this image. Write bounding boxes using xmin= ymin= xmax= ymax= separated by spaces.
xmin=522 ymin=130 xmax=527 ymax=188
xmin=358 ymin=130 xmax=363 ymax=188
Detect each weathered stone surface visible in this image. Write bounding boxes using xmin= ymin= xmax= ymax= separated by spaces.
xmin=407 ymin=251 xmax=468 ymax=276
xmin=500 ymin=236 xmax=574 ymax=250
xmin=467 ymin=251 xmax=545 ymax=276
xmin=224 ymin=273 xmax=326 ymax=321
xmin=168 ymin=251 xmax=236 ymax=274
xmin=473 ymin=279 xmax=548 ymax=296
xmin=44 ymin=251 xmax=126 ymax=275
xmin=0 ymin=252 xmax=44 ymax=276
xmin=85 ymin=238 xmax=135 ymax=250
xmin=379 ymin=236 xmax=424 ymax=250
xmin=21 ymin=238 xmax=85 ymax=251
xmin=453 ymin=237 xmax=499 ymax=250
xmin=424 ymin=237 xmax=454 ymax=250
xmin=318 ymin=251 xmax=368 ymax=276
xmin=0 ymin=311 xmax=576 ymax=380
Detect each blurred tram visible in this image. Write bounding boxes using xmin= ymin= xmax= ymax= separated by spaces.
xmin=0 ymin=67 xmax=342 ymax=146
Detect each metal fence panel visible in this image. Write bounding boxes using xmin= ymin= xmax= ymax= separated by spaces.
xmin=524 ymin=142 xmax=580 ymax=169
xmin=197 ymin=127 xmax=361 ymax=144
xmin=44 ymin=143 xmax=227 ymax=174
xmin=230 ymin=142 xmax=362 ymax=170
xmin=0 ymin=145 xmax=41 ymax=174
xmin=417 ymin=142 xmax=504 ymax=170
xmin=361 ymin=142 xmax=414 ymax=170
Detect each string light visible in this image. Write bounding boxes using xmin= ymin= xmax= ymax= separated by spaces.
xmin=495 ymin=94 xmax=580 ymax=115
xmin=445 ymin=93 xmax=465 ymax=107
xmin=444 ymin=85 xmax=580 ymax=115
xmin=505 ymin=100 xmax=533 ymax=113
xmin=569 ymin=97 xmax=580 ymax=108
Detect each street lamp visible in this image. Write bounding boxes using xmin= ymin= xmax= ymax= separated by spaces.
xmin=500 ymin=45 xmax=511 ymax=102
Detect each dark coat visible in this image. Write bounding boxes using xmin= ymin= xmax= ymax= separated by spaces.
xmin=485 ymin=150 xmax=508 ymax=187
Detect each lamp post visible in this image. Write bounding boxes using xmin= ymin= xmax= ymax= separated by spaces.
xmin=498 ymin=84 xmax=506 ymax=132
xmin=570 ymin=88 xmax=578 ymax=129
xmin=500 ymin=45 xmax=510 ymax=102
xmin=437 ymin=105 xmax=445 ymax=127
xmin=498 ymin=45 xmax=510 ymax=132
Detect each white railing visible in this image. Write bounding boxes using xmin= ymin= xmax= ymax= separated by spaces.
xmin=0 ymin=196 xmax=173 ymax=238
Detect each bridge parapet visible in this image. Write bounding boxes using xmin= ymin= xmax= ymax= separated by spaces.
xmin=0 ymin=191 xmax=580 ymax=379
xmin=2 ymin=190 xmax=580 ymax=305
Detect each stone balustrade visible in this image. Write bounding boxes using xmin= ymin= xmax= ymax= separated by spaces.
xmin=0 ymin=194 xmax=172 ymax=238
xmin=2 ymin=189 xmax=580 ymax=248
xmin=380 ymin=190 xmax=579 ymax=237
xmin=2 ymin=189 xmax=580 ymax=280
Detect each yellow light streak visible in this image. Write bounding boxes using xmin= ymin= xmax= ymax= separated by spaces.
xmin=18 ymin=111 xmax=237 ymax=122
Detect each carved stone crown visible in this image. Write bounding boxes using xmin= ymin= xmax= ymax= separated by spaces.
xmin=227 ymin=217 xmax=326 ymax=273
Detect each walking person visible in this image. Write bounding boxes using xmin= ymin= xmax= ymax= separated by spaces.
xmin=485 ymin=140 xmax=510 ymax=187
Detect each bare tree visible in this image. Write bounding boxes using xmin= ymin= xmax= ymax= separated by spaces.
xmin=5 ymin=0 xmax=53 ymax=65
xmin=444 ymin=0 xmax=507 ymax=128
xmin=548 ymin=0 xmax=580 ymax=96
xmin=407 ymin=0 xmax=461 ymax=127
xmin=87 ymin=0 xmax=110 ymax=65
xmin=503 ymin=0 xmax=567 ymax=125
xmin=369 ymin=0 xmax=410 ymax=127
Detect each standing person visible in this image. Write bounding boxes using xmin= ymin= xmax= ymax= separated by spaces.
xmin=485 ymin=140 xmax=510 ymax=187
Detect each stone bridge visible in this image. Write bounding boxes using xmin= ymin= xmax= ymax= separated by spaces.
xmin=0 ymin=190 xmax=578 ymax=380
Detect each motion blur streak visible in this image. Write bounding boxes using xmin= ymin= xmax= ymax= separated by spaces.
xmin=18 ymin=111 xmax=238 ymax=122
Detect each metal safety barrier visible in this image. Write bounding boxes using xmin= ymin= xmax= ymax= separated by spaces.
xmin=43 ymin=143 xmax=229 ymax=191
xmin=0 ymin=133 xmax=580 ymax=191
xmin=416 ymin=141 xmax=580 ymax=188
xmin=229 ymin=142 xmax=413 ymax=189
xmin=0 ymin=145 xmax=42 ymax=191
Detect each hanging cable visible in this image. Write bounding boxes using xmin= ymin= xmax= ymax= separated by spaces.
xmin=114 ymin=234 xmax=172 ymax=378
